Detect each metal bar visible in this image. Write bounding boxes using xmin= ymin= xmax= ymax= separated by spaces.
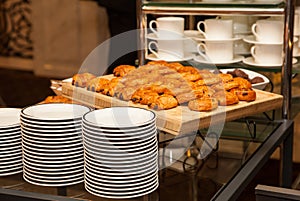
xmin=137 ymin=0 xmax=146 ymax=65
xmin=281 ymin=0 xmax=295 ymax=120
xmin=211 ymin=120 xmax=294 ymax=201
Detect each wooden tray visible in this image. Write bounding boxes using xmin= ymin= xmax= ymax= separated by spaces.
xmin=62 ymin=82 xmax=283 ymax=135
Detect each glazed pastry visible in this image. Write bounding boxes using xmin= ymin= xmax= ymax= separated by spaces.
xmin=223 ymin=80 xmax=240 ymax=91
xmin=86 ymin=77 xmax=110 ymax=92
xmin=72 ymin=73 xmax=96 ymax=88
xmin=230 ymin=88 xmax=256 ymax=102
xmin=113 ymin=65 xmax=136 ymax=77
xmin=188 ymin=98 xmax=218 ymax=112
xmin=218 ymin=73 xmax=233 ymax=83
xmin=149 ymin=94 xmax=178 ymax=110
xmin=233 ymin=77 xmax=252 ymax=89
xmin=214 ymin=91 xmax=239 ymax=106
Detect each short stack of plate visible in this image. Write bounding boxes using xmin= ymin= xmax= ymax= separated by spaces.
xmin=0 ymin=108 xmax=23 ymax=176
xmin=20 ymin=103 xmax=91 ymax=187
xmin=82 ymin=107 xmax=158 ymax=199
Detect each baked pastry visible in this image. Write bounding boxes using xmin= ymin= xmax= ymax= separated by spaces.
xmin=188 ymin=98 xmax=218 ymax=112
xmin=214 ymin=91 xmax=239 ymax=106
xmin=72 ymin=73 xmax=96 ymax=88
xmin=230 ymin=88 xmax=256 ymax=102
xmin=149 ymin=94 xmax=178 ymax=110
xmin=113 ymin=65 xmax=136 ymax=77
xmin=233 ymin=77 xmax=252 ymax=89
xmin=43 ymin=96 xmax=72 ymax=104
xmin=86 ymin=77 xmax=110 ymax=92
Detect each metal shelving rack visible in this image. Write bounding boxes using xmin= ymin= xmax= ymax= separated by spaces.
xmin=136 ymin=0 xmax=295 ymax=199
xmin=136 ymin=0 xmax=295 ymax=120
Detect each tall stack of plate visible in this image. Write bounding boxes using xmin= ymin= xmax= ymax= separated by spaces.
xmin=0 ymin=108 xmax=22 ymax=176
xmin=20 ymin=103 xmax=91 ymax=187
xmin=82 ymin=107 xmax=158 ymax=199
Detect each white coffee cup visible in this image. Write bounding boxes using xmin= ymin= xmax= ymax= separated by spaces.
xmin=197 ymin=19 xmax=233 ymax=39
xmin=148 ymin=40 xmax=184 ymax=60
xmin=250 ymin=44 xmax=283 ymax=65
xmin=221 ymin=16 xmax=250 ymax=34
xmin=294 ymin=12 xmax=300 ymax=36
xmin=149 ymin=17 xmax=184 ymax=39
xmin=197 ymin=41 xmax=234 ymax=62
xmin=251 ymin=19 xmax=284 ymax=43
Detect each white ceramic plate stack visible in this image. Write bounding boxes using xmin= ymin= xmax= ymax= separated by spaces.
xmin=82 ymin=107 xmax=159 ymax=199
xmin=20 ymin=103 xmax=91 ymax=187
xmin=0 ymin=108 xmax=23 ymax=176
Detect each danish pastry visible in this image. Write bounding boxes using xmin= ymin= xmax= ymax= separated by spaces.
xmin=113 ymin=65 xmax=136 ymax=77
xmin=214 ymin=91 xmax=239 ymax=106
xmin=72 ymin=73 xmax=96 ymax=88
xmin=149 ymin=94 xmax=178 ymax=110
xmin=188 ymin=98 xmax=218 ymax=112
xmin=230 ymin=88 xmax=256 ymax=102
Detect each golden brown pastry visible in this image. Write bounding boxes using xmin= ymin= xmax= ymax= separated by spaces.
xmin=72 ymin=73 xmax=96 ymax=88
xmin=218 ymin=73 xmax=234 ymax=83
xmin=149 ymin=94 xmax=178 ymax=110
xmin=188 ymin=98 xmax=218 ymax=112
xmin=230 ymin=88 xmax=256 ymax=102
xmin=43 ymin=96 xmax=73 ymax=104
xmin=86 ymin=77 xmax=110 ymax=92
xmin=214 ymin=91 xmax=239 ymax=106
xmin=233 ymin=77 xmax=252 ymax=89
xmin=113 ymin=65 xmax=136 ymax=77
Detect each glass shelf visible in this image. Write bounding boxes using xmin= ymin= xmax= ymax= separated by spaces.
xmin=142 ymin=0 xmax=285 ymax=15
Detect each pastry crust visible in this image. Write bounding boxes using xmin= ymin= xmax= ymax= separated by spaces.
xmin=72 ymin=73 xmax=96 ymax=88
xmin=214 ymin=91 xmax=239 ymax=106
xmin=188 ymin=98 xmax=218 ymax=112
xmin=230 ymin=88 xmax=256 ymax=102
xmin=113 ymin=65 xmax=136 ymax=77
xmin=149 ymin=94 xmax=178 ymax=110
xmin=86 ymin=77 xmax=110 ymax=92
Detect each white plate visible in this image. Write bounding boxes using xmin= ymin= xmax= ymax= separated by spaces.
xmin=21 ymin=103 xmax=91 ymax=121
xmin=83 ymin=107 xmax=156 ymax=129
xmin=243 ymin=57 xmax=298 ymax=67
xmin=85 ymin=174 xmax=157 ymax=192
xmin=21 ymin=125 xmax=82 ymax=134
xmin=22 ymin=132 xmax=81 ymax=142
xmin=85 ymin=172 xmax=157 ymax=188
xmin=193 ymin=36 xmax=241 ymax=42
xmin=83 ymin=136 xmax=157 ymax=154
xmin=85 ymin=180 xmax=158 ymax=199
xmin=24 ymin=168 xmax=83 ymax=180
xmin=218 ymin=68 xmax=270 ymax=90
xmin=22 ymin=135 xmax=82 ymax=145
xmin=22 ymin=142 xmax=83 ymax=153
xmin=0 ymin=166 xmax=22 ymax=177
xmin=194 ymin=55 xmax=244 ymax=64
xmin=243 ymin=35 xmax=299 ymax=45
xmin=23 ymin=159 xmax=83 ymax=172
xmin=23 ymin=173 xmax=83 ymax=187
xmin=146 ymin=53 xmax=194 ymax=62
xmin=22 ymin=137 xmax=82 ymax=148
xmin=184 ymin=30 xmax=241 ymax=42
xmin=0 ymin=108 xmax=21 ymax=128
xmin=20 ymin=115 xmax=82 ymax=126
xmin=21 ymin=128 xmax=82 ymax=137
xmin=147 ymin=33 xmax=189 ymax=41
xmin=21 ymin=119 xmax=82 ymax=129
xmin=82 ymin=126 xmax=157 ymax=141
xmin=82 ymin=120 xmax=156 ymax=133
xmin=23 ymin=165 xmax=82 ymax=176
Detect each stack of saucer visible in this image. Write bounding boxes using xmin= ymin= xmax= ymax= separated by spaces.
xmin=82 ymin=107 xmax=158 ymax=199
xmin=20 ymin=103 xmax=91 ymax=187
xmin=0 ymin=108 xmax=22 ymax=176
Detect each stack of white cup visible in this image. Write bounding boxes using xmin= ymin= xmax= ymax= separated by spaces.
xmin=243 ymin=18 xmax=285 ymax=66
xmin=194 ymin=18 xmax=244 ymax=64
xmin=147 ymin=17 xmax=193 ymax=62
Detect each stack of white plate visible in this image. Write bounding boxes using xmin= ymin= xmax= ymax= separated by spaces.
xmin=20 ymin=103 xmax=91 ymax=187
xmin=82 ymin=107 xmax=159 ymax=199
xmin=0 ymin=108 xmax=22 ymax=176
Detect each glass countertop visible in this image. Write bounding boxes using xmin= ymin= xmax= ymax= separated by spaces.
xmin=0 ymin=118 xmax=288 ymax=201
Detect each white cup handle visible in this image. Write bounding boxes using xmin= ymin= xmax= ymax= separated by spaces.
xmin=197 ymin=43 xmax=209 ymax=60
xmin=149 ymin=20 xmax=158 ymax=36
xmin=251 ymin=23 xmax=260 ymax=40
xmin=250 ymin=45 xmax=257 ymax=60
xmin=148 ymin=41 xmax=159 ymax=58
xmin=197 ymin=21 xmax=207 ymax=39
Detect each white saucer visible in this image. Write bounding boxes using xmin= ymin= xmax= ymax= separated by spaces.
xmin=242 ymin=57 xmax=298 ymax=67
xmin=243 ymin=35 xmax=299 ymax=45
xmin=146 ymin=53 xmax=194 ymax=62
xmin=146 ymin=33 xmax=188 ymax=41
xmin=193 ymin=55 xmax=244 ymax=64
xmin=193 ymin=36 xmax=241 ymax=42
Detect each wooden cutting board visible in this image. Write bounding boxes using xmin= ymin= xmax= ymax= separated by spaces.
xmin=62 ymin=81 xmax=283 ymax=135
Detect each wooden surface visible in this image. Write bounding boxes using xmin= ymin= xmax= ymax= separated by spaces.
xmin=62 ymin=82 xmax=283 ymax=135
